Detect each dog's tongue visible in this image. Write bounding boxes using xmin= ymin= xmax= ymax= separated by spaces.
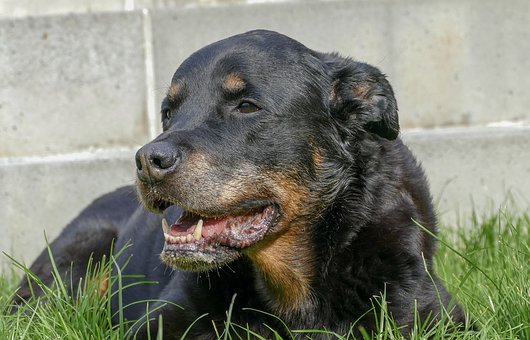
xmin=170 ymin=214 xmax=226 ymax=238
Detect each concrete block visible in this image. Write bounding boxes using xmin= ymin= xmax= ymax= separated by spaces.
xmin=0 ymin=0 xmax=125 ymax=17
xmin=402 ymin=126 xmax=530 ymax=226
xmin=0 ymin=13 xmax=150 ymax=157
xmin=151 ymin=0 xmax=529 ymax=130
xmin=0 ymin=150 xmax=137 ymax=269
xmin=0 ymin=0 xmax=249 ymax=18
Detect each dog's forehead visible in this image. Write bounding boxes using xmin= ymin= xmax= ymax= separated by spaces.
xmin=171 ymin=30 xmax=312 ymax=84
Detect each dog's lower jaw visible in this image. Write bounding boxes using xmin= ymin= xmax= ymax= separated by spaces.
xmin=245 ymin=226 xmax=317 ymax=317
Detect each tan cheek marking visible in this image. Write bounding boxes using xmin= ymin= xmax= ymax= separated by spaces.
xmin=270 ymin=172 xmax=324 ymax=224
xmin=223 ymin=73 xmax=246 ymax=93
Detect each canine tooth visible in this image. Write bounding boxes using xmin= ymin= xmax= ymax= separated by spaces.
xmin=186 ymin=234 xmax=193 ymax=242
xmin=162 ymin=218 xmax=170 ymax=234
xmin=194 ymin=219 xmax=203 ymax=240
xmin=179 ymin=236 xmax=186 ymax=243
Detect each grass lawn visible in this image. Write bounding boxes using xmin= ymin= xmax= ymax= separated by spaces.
xmin=0 ymin=211 xmax=528 ymax=339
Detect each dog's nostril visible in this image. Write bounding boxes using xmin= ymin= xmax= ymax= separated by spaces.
xmin=152 ymin=157 xmax=162 ymax=168
xmin=149 ymin=151 xmax=178 ymax=170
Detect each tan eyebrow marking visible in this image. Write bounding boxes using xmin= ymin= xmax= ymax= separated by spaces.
xmin=223 ymin=73 xmax=246 ymax=93
xmin=168 ymin=82 xmax=183 ymax=100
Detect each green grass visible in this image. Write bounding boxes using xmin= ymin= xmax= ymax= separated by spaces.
xmin=1 ymin=211 xmax=528 ymax=339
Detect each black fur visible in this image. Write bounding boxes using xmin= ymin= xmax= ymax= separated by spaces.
xmin=16 ymin=30 xmax=467 ymax=338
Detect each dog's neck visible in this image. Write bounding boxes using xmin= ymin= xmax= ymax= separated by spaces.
xmin=245 ymin=224 xmax=317 ymax=317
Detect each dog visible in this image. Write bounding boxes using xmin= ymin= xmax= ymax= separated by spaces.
xmin=16 ymin=30 xmax=467 ymax=338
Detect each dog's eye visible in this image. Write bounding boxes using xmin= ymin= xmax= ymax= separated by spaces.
xmin=237 ymin=101 xmax=261 ymax=114
xmin=162 ymin=108 xmax=172 ymax=120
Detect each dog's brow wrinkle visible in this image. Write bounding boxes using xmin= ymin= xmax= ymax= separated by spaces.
xmin=223 ymin=73 xmax=246 ymax=93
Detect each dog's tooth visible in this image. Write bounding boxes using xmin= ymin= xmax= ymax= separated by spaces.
xmin=186 ymin=234 xmax=193 ymax=242
xmin=179 ymin=236 xmax=186 ymax=243
xmin=162 ymin=218 xmax=170 ymax=234
xmin=194 ymin=219 xmax=203 ymax=240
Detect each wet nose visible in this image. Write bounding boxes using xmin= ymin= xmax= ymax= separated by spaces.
xmin=135 ymin=141 xmax=181 ymax=183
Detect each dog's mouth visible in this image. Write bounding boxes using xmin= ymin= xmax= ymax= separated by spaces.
xmin=159 ymin=203 xmax=279 ymax=271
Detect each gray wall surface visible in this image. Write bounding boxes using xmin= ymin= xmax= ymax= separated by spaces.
xmin=1 ymin=0 xmax=529 ymax=269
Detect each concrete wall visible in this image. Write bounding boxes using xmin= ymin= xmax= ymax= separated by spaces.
xmin=1 ymin=0 xmax=529 ymax=269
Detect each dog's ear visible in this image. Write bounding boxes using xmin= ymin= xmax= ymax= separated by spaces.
xmin=326 ymin=55 xmax=399 ymax=140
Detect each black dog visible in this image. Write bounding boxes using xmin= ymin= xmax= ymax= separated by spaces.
xmin=17 ymin=30 xmax=467 ymax=338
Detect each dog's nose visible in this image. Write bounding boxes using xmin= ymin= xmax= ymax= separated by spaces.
xmin=135 ymin=141 xmax=180 ymax=182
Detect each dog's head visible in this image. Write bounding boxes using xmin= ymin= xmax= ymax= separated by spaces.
xmin=135 ymin=30 xmax=399 ymax=272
